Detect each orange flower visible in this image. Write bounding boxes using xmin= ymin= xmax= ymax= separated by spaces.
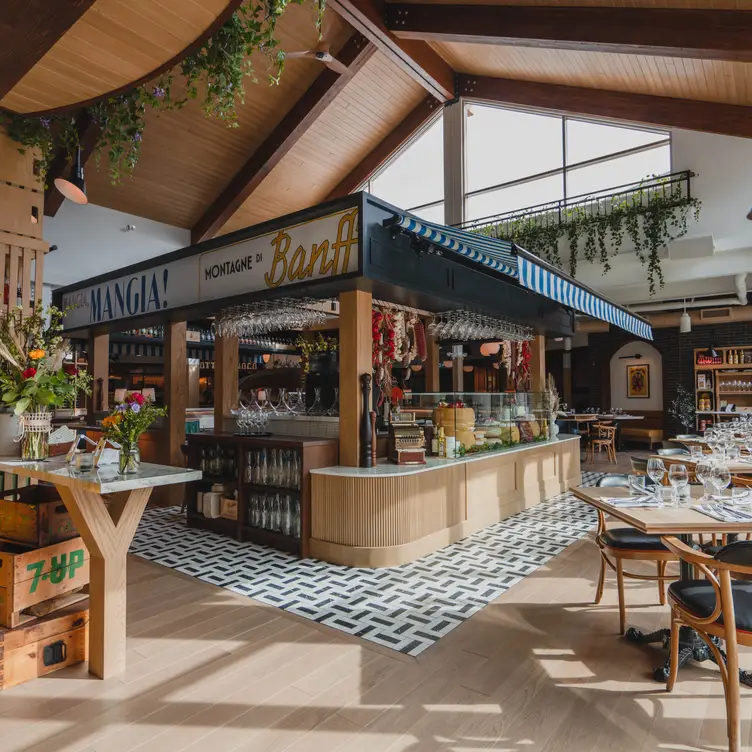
xmin=28 ymin=349 xmax=45 ymax=360
xmin=102 ymin=414 xmax=121 ymax=428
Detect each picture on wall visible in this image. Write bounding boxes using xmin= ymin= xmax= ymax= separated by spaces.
xmin=627 ymin=364 xmax=650 ymax=399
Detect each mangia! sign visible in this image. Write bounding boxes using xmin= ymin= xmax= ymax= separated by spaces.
xmin=61 ymin=208 xmax=360 ymax=329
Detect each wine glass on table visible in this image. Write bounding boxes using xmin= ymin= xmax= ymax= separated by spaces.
xmin=695 ymin=457 xmax=713 ymax=501
xmin=710 ymin=463 xmax=732 ymax=505
xmin=668 ymin=464 xmax=689 ymax=507
xmin=647 ymin=457 xmax=666 ymax=503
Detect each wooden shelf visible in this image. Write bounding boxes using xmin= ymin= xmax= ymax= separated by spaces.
xmin=241 ymin=525 xmax=300 ymax=554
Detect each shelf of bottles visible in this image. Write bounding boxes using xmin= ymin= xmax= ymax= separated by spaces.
xmin=695 ymin=346 xmax=752 ymax=430
xmin=244 ymin=448 xmax=302 ymax=539
xmin=197 ymin=443 xmax=239 ymax=481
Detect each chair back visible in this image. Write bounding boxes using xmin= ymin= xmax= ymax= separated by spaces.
xmin=596 ymin=473 xmax=630 ymax=488
xmin=630 ymin=456 xmax=648 ymax=473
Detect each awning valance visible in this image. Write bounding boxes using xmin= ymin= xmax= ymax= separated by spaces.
xmin=385 ymin=213 xmax=653 ymax=341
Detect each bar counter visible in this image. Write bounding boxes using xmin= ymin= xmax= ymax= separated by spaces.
xmin=309 ymin=434 xmax=582 ymax=567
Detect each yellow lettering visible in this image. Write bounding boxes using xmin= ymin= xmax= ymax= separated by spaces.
xmin=330 ymin=209 xmax=359 ymax=276
xmin=264 ymin=232 xmax=291 ymax=288
xmin=305 ymin=240 xmax=328 ymax=278
xmin=287 ymin=245 xmax=306 ymax=281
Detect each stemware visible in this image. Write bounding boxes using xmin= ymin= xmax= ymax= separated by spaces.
xmin=668 ymin=464 xmax=689 ymax=506
xmin=646 ymin=457 xmax=666 ymax=500
xmin=695 ymin=457 xmax=713 ymax=501
xmin=710 ymin=463 xmax=732 ymax=500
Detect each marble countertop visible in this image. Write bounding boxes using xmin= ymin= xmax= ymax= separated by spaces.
xmin=0 ymin=458 xmax=202 ymax=494
xmin=311 ymin=434 xmax=580 ymax=478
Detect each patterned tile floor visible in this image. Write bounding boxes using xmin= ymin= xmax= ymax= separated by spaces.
xmin=129 ymin=470 xmax=603 ymax=657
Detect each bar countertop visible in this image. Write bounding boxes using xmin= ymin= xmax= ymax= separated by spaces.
xmin=311 ymin=434 xmax=580 ymax=478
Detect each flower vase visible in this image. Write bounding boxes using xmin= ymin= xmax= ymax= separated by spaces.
xmin=19 ymin=411 xmax=51 ymax=461
xmin=118 ymin=446 xmax=141 ymax=474
xmin=549 ymin=414 xmax=560 ymax=439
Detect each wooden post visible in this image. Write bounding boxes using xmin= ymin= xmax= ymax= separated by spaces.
xmin=339 ymin=289 xmax=372 ymax=467
xmin=161 ymin=322 xmax=188 ymax=504
xmin=426 ymin=328 xmax=440 ymax=392
xmin=86 ymin=333 xmax=109 ymax=416
xmin=563 ymin=351 xmax=573 ymax=406
xmin=530 ymin=336 xmax=546 ymax=392
xmin=214 ymin=335 xmax=238 ymax=433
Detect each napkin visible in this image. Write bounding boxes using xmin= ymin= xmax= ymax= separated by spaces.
xmin=602 ymin=496 xmax=661 ymax=508
xmin=696 ymin=504 xmax=752 ymax=523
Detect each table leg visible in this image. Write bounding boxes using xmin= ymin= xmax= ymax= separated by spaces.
xmin=56 ymin=485 xmax=152 ymax=678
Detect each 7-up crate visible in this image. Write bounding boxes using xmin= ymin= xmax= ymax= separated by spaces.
xmin=0 ymin=537 xmax=89 ymax=628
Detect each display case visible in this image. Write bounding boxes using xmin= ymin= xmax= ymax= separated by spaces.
xmin=403 ymin=392 xmax=550 ymax=458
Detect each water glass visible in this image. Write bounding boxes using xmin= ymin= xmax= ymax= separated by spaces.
xmin=690 ymin=445 xmax=703 ymax=460
xmin=628 ymin=474 xmax=646 ymax=496
xmin=646 ymin=457 xmax=666 ymax=497
xmin=668 ymin=464 xmax=689 ymax=507
xmin=728 ymin=444 xmax=741 ymax=461
xmin=710 ymin=463 xmax=732 ymax=498
xmin=731 ymin=487 xmax=752 ymax=511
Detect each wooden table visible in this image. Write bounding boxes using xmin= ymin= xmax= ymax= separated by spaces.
xmin=0 ymin=458 xmax=201 ymax=679
xmin=650 ymin=454 xmax=752 ymax=476
xmin=572 ymin=484 xmax=752 ymax=684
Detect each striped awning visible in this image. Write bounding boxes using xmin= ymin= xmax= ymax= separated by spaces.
xmin=385 ymin=213 xmax=653 ymax=341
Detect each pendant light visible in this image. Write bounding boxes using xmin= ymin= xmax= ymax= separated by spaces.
xmin=747 ymin=207 xmax=752 ymax=221
xmin=54 ymin=146 xmax=88 ymax=205
xmin=679 ymin=299 xmax=691 ymax=333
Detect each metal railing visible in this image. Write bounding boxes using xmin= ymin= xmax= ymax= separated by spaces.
xmin=458 ymin=170 xmax=694 ymax=240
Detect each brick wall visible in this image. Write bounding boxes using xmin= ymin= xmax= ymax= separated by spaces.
xmin=570 ymin=322 xmax=752 ymax=435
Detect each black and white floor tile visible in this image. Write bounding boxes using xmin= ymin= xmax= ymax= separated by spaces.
xmin=129 ymin=471 xmax=603 ymax=657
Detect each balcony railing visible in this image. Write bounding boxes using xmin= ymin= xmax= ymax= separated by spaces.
xmin=457 ymin=170 xmax=694 ymax=240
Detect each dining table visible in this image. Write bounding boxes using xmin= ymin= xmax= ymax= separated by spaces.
xmin=571 ymin=483 xmax=752 ymax=685
xmin=598 ymin=413 xmax=644 ymax=449
xmin=650 ymin=454 xmax=752 ymax=476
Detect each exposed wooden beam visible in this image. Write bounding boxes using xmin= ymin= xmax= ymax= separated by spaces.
xmin=44 ymin=112 xmax=99 ymax=218
xmin=328 ymin=0 xmax=454 ymax=101
xmin=191 ymin=33 xmax=375 ymax=243
xmin=386 ymin=5 xmax=752 ymax=62
xmin=458 ymin=75 xmax=752 ymax=140
xmin=326 ymin=96 xmax=440 ymax=199
xmin=0 ymin=0 xmax=96 ymax=100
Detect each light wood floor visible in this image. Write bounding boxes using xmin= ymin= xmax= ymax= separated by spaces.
xmin=3 ymin=521 xmax=751 ymax=751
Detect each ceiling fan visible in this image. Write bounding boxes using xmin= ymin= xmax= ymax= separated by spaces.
xmin=284 ymin=42 xmax=351 ymax=77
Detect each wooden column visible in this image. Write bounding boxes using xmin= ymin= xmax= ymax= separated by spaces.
xmin=530 ymin=336 xmax=546 ymax=392
xmin=163 ymin=322 xmax=187 ymax=463
xmin=86 ymin=333 xmax=109 ymax=416
xmin=214 ymin=334 xmax=238 ymax=433
xmin=426 ymin=329 xmax=440 ymax=392
xmin=563 ymin=352 xmax=573 ymax=406
xmin=339 ymin=290 xmax=372 ymax=467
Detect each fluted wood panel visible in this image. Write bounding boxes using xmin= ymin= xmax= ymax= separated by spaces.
xmin=311 ymin=464 xmax=466 ymax=547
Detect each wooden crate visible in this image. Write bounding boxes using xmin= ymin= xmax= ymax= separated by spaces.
xmin=0 ymin=600 xmax=88 ymax=690
xmin=0 ymin=484 xmax=78 ymax=547
xmin=0 ymin=537 xmax=90 ymax=628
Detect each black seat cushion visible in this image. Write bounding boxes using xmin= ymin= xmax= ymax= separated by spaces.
xmin=599 ymin=527 xmax=668 ymax=551
xmin=669 ymin=579 xmax=752 ymax=632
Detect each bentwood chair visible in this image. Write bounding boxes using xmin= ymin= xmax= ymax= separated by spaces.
xmin=587 ymin=423 xmax=617 ymax=464
xmin=663 ymin=537 xmax=752 ymax=752
xmin=593 ymin=474 xmax=677 ymax=634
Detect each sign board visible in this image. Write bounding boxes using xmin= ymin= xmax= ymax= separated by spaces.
xmin=61 ymin=208 xmax=360 ymax=330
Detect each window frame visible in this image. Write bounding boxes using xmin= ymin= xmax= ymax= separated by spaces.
xmin=462 ymin=102 xmax=672 ymax=223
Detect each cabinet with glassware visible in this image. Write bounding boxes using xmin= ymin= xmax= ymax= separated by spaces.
xmin=694 ymin=346 xmax=752 ymax=430
xmin=184 ymin=433 xmax=338 ymax=556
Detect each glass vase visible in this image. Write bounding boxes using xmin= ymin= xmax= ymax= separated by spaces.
xmin=118 ymin=446 xmax=141 ymax=474
xmin=20 ymin=411 xmax=51 ymax=461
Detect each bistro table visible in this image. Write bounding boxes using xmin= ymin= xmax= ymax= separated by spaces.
xmin=651 ymin=454 xmax=752 ymax=476
xmin=598 ymin=413 xmax=644 ymax=449
xmin=0 ymin=458 xmax=201 ymax=679
xmin=571 ymin=483 xmax=752 ymax=684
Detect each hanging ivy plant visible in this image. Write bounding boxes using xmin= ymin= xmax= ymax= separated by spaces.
xmin=475 ymin=176 xmax=701 ymax=295
xmin=1 ymin=0 xmax=323 ymax=183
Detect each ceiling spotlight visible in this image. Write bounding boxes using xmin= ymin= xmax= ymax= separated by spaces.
xmin=54 ymin=146 xmax=87 ymax=205
xmin=747 ymin=207 xmax=752 ymax=221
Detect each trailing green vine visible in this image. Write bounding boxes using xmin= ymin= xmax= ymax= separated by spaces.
xmin=1 ymin=0 xmax=324 ymax=184
xmin=475 ymin=176 xmax=701 ymax=295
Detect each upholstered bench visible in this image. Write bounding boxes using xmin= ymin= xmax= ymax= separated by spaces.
xmin=620 ymin=427 xmax=663 ymax=449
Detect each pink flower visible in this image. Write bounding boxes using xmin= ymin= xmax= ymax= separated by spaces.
xmin=131 ymin=392 xmax=146 ymax=405
xmin=22 ymin=367 xmax=36 ymax=379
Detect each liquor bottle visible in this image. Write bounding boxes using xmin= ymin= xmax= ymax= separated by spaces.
xmin=437 ymin=427 xmax=446 ymax=458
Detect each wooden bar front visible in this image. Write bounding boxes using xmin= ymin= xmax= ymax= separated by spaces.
xmin=309 ymin=435 xmax=581 ymax=567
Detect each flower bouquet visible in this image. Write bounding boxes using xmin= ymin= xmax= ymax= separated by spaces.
xmin=0 ymin=305 xmax=91 ymax=460
xmin=101 ymin=392 xmax=167 ymax=474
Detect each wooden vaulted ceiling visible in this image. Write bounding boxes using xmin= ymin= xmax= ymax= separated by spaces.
xmin=8 ymin=0 xmax=752 ymax=242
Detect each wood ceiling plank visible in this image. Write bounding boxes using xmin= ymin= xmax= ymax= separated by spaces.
xmin=327 ymin=0 xmax=454 ymax=101
xmin=191 ymin=33 xmax=377 ymax=243
xmin=386 ymin=5 xmax=752 ymax=61
xmin=326 ymin=95 xmax=440 ymax=200
xmin=0 ymin=0 xmax=96 ymax=100
xmin=458 ymin=74 xmax=752 ymax=139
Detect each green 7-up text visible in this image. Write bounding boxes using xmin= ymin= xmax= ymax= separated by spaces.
xmin=26 ymin=549 xmax=86 ymax=594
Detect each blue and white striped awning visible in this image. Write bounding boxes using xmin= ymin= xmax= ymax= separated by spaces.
xmin=516 ymin=253 xmax=653 ymax=341
xmin=385 ymin=213 xmax=653 ymax=341
xmin=387 ymin=214 xmax=518 ymax=277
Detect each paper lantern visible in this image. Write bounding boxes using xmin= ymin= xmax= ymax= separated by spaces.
xmin=410 ymin=364 xmax=423 ymax=372
xmin=486 ymin=342 xmax=501 ymax=355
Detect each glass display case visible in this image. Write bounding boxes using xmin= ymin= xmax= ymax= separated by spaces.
xmin=402 ymin=392 xmax=551 ymax=458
